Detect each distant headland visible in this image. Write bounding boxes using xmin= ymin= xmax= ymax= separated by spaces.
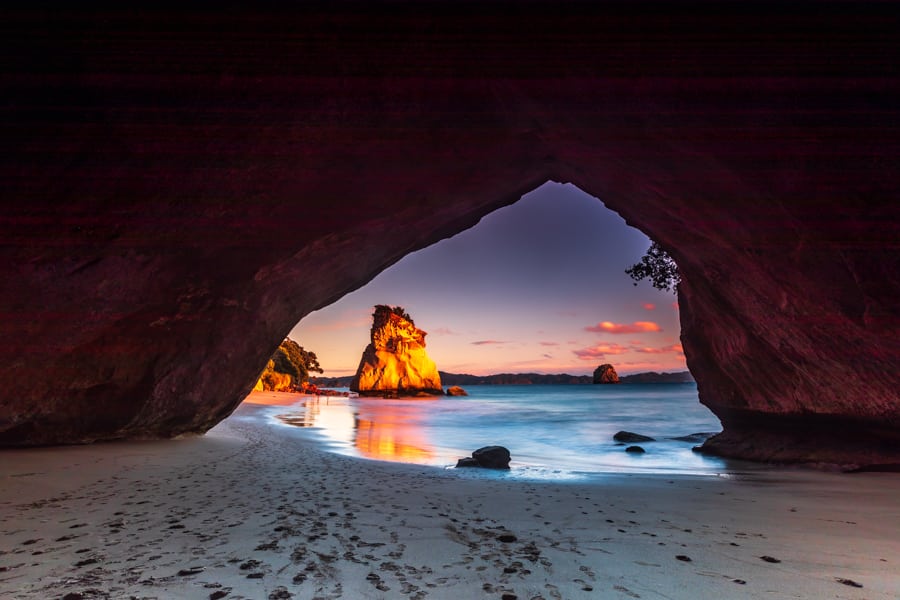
xmin=313 ymin=369 xmax=694 ymax=388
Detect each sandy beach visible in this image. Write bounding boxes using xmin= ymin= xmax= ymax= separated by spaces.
xmin=2 ymin=392 xmax=898 ymax=600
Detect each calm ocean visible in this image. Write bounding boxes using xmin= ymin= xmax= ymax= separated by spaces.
xmin=271 ymin=383 xmax=742 ymax=479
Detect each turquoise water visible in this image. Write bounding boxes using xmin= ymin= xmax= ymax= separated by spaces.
xmin=273 ymin=383 xmax=737 ymax=478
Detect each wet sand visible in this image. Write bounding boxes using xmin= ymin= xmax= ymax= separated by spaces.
xmin=1 ymin=395 xmax=898 ymax=599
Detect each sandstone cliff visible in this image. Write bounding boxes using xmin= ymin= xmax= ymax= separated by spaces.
xmin=254 ymin=360 xmax=294 ymax=392
xmin=593 ymin=364 xmax=621 ymax=384
xmin=350 ymin=306 xmax=443 ymax=396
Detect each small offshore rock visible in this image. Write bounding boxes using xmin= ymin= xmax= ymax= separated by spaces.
xmin=675 ymin=555 xmax=692 ymax=562
xmin=455 ymin=457 xmax=480 ymax=468
xmin=614 ymin=431 xmax=655 ymax=443
xmin=625 ymin=445 xmax=646 ymax=454
xmin=593 ymin=363 xmax=620 ymax=384
xmin=835 ymin=577 xmax=863 ymax=588
xmin=446 ymin=386 xmax=468 ymax=396
xmin=760 ymin=555 xmax=781 ymax=563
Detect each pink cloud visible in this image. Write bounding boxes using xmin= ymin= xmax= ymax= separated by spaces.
xmin=634 ymin=343 xmax=684 ymax=355
xmin=431 ymin=327 xmax=458 ymax=336
xmin=642 ymin=303 xmax=656 ymax=311
xmin=573 ymin=342 xmax=631 ymax=360
xmin=471 ymin=340 xmax=507 ymax=346
xmin=585 ymin=321 xmax=662 ymax=334
xmin=539 ymin=341 xmax=560 ymax=347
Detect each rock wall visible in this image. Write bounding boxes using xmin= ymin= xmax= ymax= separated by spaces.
xmin=350 ymin=307 xmax=443 ymax=396
xmin=0 ymin=4 xmax=897 ymax=466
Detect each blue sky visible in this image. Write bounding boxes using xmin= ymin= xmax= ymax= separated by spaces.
xmin=291 ymin=182 xmax=685 ymax=377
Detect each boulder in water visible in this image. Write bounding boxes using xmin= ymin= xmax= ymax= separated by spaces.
xmin=613 ymin=431 xmax=656 ymax=443
xmin=456 ymin=445 xmax=511 ymax=469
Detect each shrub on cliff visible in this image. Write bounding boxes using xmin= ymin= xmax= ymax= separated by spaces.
xmin=625 ymin=242 xmax=680 ymax=292
xmin=272 ymin=337 xmax=322 ymax=382
xmin=375 ymin=304 xmax=414 ymax=326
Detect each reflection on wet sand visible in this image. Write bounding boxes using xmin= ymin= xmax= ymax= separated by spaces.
xmin=277 ymin=396 xmax=439 ymax=465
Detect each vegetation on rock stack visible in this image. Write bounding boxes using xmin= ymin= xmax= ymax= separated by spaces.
xmin=255 ymin=338 xmax=323 ymax=392
xmin=384 ymin=305 xmax=414 ymax=325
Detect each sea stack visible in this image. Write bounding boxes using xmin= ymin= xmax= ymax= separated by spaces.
xmin=350 ymin=305 xmax=443 ymax=397
xmin=593 ymin=364 xmax=621 ymax=384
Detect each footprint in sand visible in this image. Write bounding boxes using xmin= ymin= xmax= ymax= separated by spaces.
xmin=574 ymin=578 xmax=594 ymax=591
xmin=613 ymin=584 xmax=641 ymax=598
xmin=544 ymin=583 xmax=563 ymax=600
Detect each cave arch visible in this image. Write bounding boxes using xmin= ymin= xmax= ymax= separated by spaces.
xmin=291 ymin=182 xmax=687 ymax=381
xmin=1 ymin=4 xmax=897 ymax=467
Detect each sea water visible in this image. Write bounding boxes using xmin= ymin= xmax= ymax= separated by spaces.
xmin=273 ymin=384 xmax=744 ymax=478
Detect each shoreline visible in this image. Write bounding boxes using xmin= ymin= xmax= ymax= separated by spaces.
xmin=249 ymin=389 xmax=740 ymax=478
xmin=1 ymin=400 xmax=898 ymax=599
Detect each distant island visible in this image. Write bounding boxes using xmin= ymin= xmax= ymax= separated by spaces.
xmin=312 ymin=370 xmax=694 ymax=387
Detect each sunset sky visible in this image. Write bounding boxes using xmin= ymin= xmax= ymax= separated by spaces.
xmin=291 ymin=182 xmax=686 ymax=377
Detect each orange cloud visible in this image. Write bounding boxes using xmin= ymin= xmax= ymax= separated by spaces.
xmin=573 ymin=343 xmax=631 ymax=360
xmin=585 ymin=321 xmax=662 ymax=334
xmin=642 ymin=303 xmax=656 ymax=311
xmin=634 ymin=343 xmax=684 ymax=355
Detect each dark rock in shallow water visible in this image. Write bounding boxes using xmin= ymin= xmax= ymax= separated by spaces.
xmin=446 ymin=386 xmax=468 ymax=396
xmin=473 ymin=445 xmax=511 ymax=469
xmin=670 ymin=432 xmax=717 ymax=443
xmin=625 ymin=445 xmax=646 ymax=454
xmin=614 ymin=431 xmax=655 ymax=443
xmin=456 ymin=445 xmax=511 ymax=469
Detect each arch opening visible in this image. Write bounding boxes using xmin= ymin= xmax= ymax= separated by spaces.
xmin=291 ymin=182 xmax=688 ymax=382
xmin=264 ymin=182 xmax=725 ymax=474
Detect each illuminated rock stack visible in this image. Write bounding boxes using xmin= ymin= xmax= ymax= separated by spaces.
xmin=350 ymin=306 xmax=444 ymax=397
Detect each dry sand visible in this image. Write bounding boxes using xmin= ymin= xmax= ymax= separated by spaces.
xmin=2 ymin=392 xmax=898 ymax=599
